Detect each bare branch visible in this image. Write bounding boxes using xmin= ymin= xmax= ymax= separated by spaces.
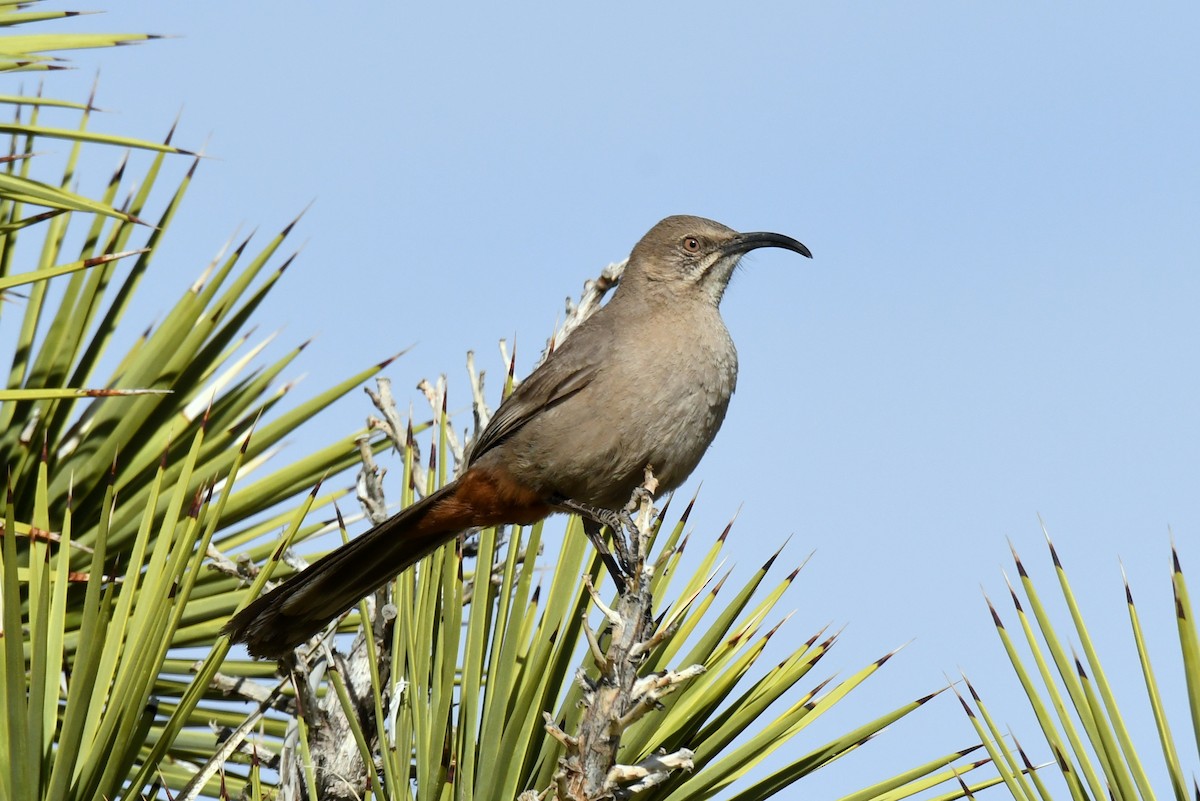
xmin=541 ymin=259 xmax=626 ymax=364
xmin=543 ymin=469 xmax=701 ymax=800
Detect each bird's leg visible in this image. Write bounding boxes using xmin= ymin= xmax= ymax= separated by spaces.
xmin=555 ymin=496 xmax=634 ymax=586
xmin=580 ymin=518 xmax=629 ymax=593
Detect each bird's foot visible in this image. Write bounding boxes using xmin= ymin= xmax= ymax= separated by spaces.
xmin=556 ymin=497 xmax=636 ymax=588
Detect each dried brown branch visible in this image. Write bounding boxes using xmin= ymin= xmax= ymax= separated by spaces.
xmin=542 ymin=258 xmax=626 ymax=363
xmin=544 ymin=468 xmax=701 ymax=800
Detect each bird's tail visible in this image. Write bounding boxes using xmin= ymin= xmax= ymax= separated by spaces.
xmin=223 ymin=480 xmax=466 ymax=658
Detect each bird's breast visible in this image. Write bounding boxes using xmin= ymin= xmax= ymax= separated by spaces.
xmin=641 ymin=318 xmax=738 ymax=491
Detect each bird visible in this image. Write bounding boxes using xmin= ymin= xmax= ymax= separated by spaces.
xmin=224 ymin=215 xmax=812 ymax=658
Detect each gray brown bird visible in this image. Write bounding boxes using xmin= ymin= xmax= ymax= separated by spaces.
xmin=224 ymin=215 xmax=812 ymax=657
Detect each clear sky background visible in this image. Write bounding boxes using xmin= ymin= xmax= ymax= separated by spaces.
xmin=26 ymin=2 xmax=1200 ymax=797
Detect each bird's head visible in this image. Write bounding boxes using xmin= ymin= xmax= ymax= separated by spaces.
xmin=623 ymin=215 xmax=812 ymax=305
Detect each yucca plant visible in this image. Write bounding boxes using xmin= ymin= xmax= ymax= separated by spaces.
xmin=1 ymin=6 xmax=1016 ymax=801
xmin=959 ymin=536 xmax=1198 ymax=801
xmin=0 ymin=7 xmax=395 ymax=800
xmin=211 ymin=366 xmax=1007 ymax=801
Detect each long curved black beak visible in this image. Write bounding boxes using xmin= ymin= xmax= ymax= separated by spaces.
xmin=724 ymin=231 xmax=813 ymax=260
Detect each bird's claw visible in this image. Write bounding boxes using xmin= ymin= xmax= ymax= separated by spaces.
xmin=556 ymin=496 xmax=639 ymax=589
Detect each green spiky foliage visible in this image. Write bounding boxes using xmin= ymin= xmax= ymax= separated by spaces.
xmin=204 ymin=378 xmax=1007 ymax=801
xmin=0 ymin=8 xmax=394 ymax=799
xmin=961 ymin=537 xmax=1199 ymax=801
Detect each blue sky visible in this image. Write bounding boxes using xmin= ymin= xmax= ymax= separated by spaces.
xmin=29 ymin=2 xmax=1200 ymax=797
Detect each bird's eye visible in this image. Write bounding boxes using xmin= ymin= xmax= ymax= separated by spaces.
xmin=682 ymin=236 xmax=701 ymax=253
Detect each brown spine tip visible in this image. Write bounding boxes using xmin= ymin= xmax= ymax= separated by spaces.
xmin=761 ymin=549 xmax=781 ymax=574
xmin=378 ymin=349 xmax=409 ymax=370
xmin=718 ymin=520 xmax=734 ymax=543
xmin=83 ymin=248 xmax=147 ymax=268
xmin=111 ymin=152 xmax=129 ymax=182
xmin=820 ymin=626 xmax=843 ymax=650
xmin=655 ymin=491 xmax=672 ymax=522
xmin=1003 ymin=576 xmax=1025 ymax=613
xmin=851 ymin=732 xmax=877 ymax=750
xmin=874 ymin=647 xmax=899 ymax=668
xmin=1014 ymin=736 xmax=1034 ymax=769
xmin=1173 ymin=545 xmax=1182 ymax=575
xmin=1049 ymin=539 xmax=1062 ymax=569
xmin=761 ymin=534 xmax=791 ymax=574
xmin=189 ymin=486 xmax=204 ymax=519
xmin=85 ymin=69 xmax=100 ymax=110
xmin=804 ymin=625 xmax=828 ymax=648
xmin=988 ymin=598 xmax=1005 ymax=629
xmin=955 ymin=690 xmax=975 ymax=718
xmin=679 ymin=487 xmax=699 ymax=525
xmin=763 ymin=617 xmax=787 ymax=641
xmin=281 ymin=201 xmax=314 ymax=237
xmin=914 ymin=689 xmax=940 ymax=706
xmin=280 ymin=215 xmax=301 ymax=239
xmin=710 ymin=570 xmax=731 ymax=596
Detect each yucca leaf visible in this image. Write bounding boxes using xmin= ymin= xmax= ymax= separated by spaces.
xmin=834 ymin=745 xmax=986 ymax=801
xmin=1173 ymin=546 xmax=1200 ymax=760
xmin=1048 ymin=539 xmax=1154 ymax=799
xmin=1006 ymin=546 xmax=1110 ymax=800
xmin=1122 ymin=567 xmax=1189 ymax=800
xmin=0 ymin=120 xmax=182 ymax=153
xmin=0 ymin=387 xmax=167 ymax=400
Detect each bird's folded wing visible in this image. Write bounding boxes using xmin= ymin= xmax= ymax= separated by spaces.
xmin=467 ymin=362 xmax=599 ymax=463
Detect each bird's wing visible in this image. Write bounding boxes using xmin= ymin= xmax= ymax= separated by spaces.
xmin=467 ymin=358 xmax=599 ymax=464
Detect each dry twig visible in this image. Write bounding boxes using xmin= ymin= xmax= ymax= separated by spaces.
xmin=543 ymin=468 xmax=702 ymax=800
